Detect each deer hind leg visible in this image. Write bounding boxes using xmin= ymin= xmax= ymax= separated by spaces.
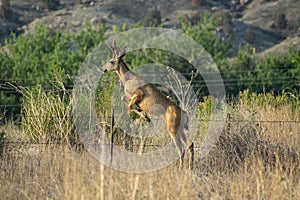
xmin=167 ymin=123 xmax=185 ymax=169
xmin=181 ymin=132 xmax=194 ymax=170
xmin=171 ymin=134 xmax=185 ymax=169
xmin=128 ymin=90 xmax=150 ymax=122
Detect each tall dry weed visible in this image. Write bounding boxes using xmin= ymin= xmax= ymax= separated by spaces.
xmin=0 ymin=90 xmax=299 ymax=199
xmin=12 ymin=82 xmax=80 ymax=147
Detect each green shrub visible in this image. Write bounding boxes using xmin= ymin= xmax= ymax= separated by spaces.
xmin=1 ymin=11 xmax=299 ymax=122
xmin=0 ymin=24 xmax=107 ymax=116
xmin=221 ymin=46 xmax=300 ymax=96
xmin=96 ymin=73 xmax=118 ymax=116
xmin=180 ymin=13 xmax=232 ymax=62
xmin=238 ymin=89 xmax=299 ymax=109
xmin=254 ymin=47 xmax=300 ymax=94
xmin=220 ymin=45 xmax=256 ymax=95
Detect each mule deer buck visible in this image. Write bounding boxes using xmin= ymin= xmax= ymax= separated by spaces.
xmin=101 ymin=40 xmax=194 ymax=170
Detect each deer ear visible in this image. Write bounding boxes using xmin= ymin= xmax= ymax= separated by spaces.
xmin=118 ymin=48 xmax=127 ymax=59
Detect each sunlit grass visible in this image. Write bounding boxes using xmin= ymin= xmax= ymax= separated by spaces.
xmin=0 ymin=91 xmax=299 ymax=199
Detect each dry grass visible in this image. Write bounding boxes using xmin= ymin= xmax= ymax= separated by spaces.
xmin=0 ymin=92 xmax=299 ymax=199
xmin=11 ymin=82 xmax=80 ymax=147
xmin=0 ymin=142 xmax=298 ymax=199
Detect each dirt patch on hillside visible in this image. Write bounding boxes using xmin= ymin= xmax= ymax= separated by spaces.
xmin=1 ymin=0 xmax=299 ymax=55
xmin=243 ymin=0 xmax=300 ymax=36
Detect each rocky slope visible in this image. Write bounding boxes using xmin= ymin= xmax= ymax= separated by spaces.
xmin=0 ymin=0 xmax=299 ymax=56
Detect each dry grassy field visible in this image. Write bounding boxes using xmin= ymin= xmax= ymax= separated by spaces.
xmin=0 ymin=92 xmax=299 ymax=199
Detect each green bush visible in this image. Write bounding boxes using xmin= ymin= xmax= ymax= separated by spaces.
xmin=0 ymin=24 xmax=107 ymax=116
xmin=238 ymin=89 xmax=299 ymax=110
xmin=180 ymin=13 xmax=232 ymax=62
xmin=221 ymin=46 xmax=300 ymax=96
xmin=220 ymin=45 xmax=256 ymax=95
xmin=1 ymin=11 xmax=299 ymax=122
xmin=96 ymin=73 xmax=118 ymax=116
xmin=254 ymin=47 xmax=300 ymax=94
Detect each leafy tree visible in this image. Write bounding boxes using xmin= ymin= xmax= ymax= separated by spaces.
xmin=221 ymin=45 xmax=300 ymax=96
xmin=180 ymin=13 xmax=232 ymax=63
xmin=254 ymin=47 xmax=300 ymax=94
xmin=0 ymin=24 xmax=107 ymax=116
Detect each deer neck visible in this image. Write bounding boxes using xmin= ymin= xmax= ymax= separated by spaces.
xmin=117 ymin=60 xmax=136 ymax=85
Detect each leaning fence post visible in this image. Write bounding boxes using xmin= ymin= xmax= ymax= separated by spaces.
xmin=110 ymin=108 xmax=114 ymax=165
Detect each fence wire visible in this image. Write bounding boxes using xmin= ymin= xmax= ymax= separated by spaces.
xmin=1 ymin=118 xmax=299 ymax=148
xmin=0 ymin=73 xmax=299 ymax=148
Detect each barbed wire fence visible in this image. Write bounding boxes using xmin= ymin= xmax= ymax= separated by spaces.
xmin=0 ymin=73 xmax=299 ymax=149
xmin=0 ymin=109 xmax=299 ymax=150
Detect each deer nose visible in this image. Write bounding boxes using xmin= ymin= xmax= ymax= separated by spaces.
xmin=101 ymin=67 xmax=107 ymax=73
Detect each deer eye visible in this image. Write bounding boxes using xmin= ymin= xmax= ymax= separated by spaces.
xmin=109 ymin=60 xmax=115 ymax=65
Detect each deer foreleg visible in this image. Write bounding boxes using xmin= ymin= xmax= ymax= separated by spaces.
xmin=128 ymin=90 xmax=150 ymax=122
xmin=131 ymin=109 xmax=150 ymax=122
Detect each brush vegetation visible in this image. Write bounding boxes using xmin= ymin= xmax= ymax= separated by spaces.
xmin=0 ymin=12 xmax=299 ymax=199
xmin=0 ymin=91 xmax=299 ymax=199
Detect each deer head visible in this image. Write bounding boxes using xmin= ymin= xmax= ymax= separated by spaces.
xmin=102 ymin=39 xmax=127 ymax=73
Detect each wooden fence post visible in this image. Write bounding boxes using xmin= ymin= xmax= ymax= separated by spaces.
xmin=226 ymin=113 xmax=231 ymax=134
xmin=110 ymin=108 xmax=114 ymax=165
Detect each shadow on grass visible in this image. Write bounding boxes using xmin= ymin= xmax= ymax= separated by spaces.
xmin=196 ymin=123 xmax=299 ymax=176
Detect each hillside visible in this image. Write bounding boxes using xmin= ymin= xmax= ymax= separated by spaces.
xmin=0 ymin=2 xmax=299 ymax=199
xmin=0 ymin=0 xmax=300 ymax=56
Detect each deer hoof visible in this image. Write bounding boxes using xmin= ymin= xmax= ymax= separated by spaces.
xmin=144 ymin=115 xmax=151 ymax=123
